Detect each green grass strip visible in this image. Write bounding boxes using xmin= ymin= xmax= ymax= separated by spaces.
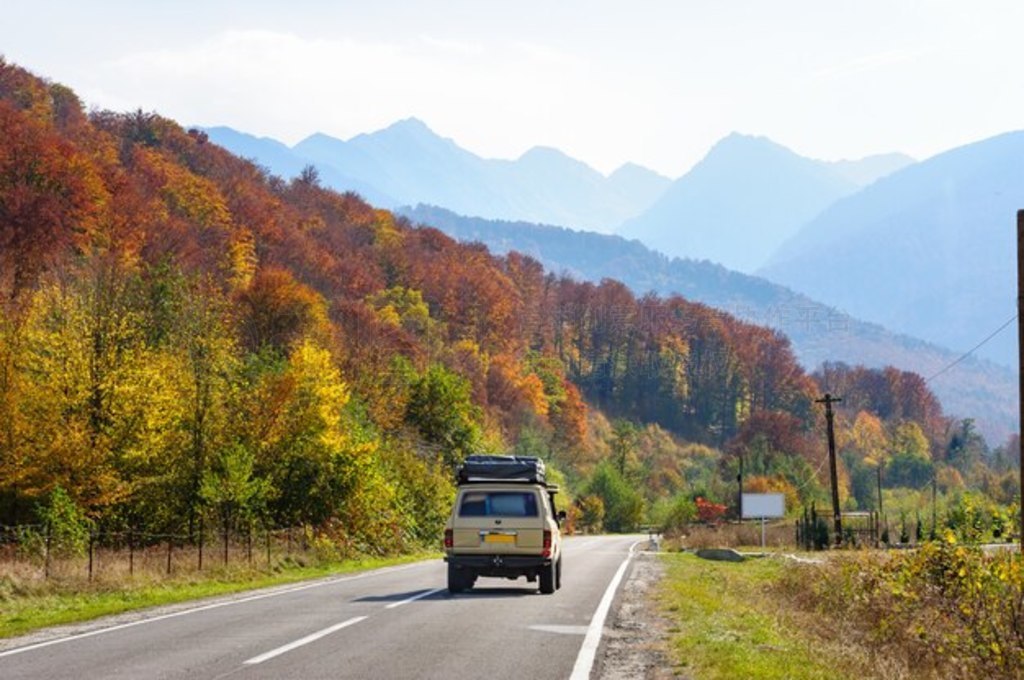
xmin=0 ymin=552 xmax=438 ymax=639
xmin=659 ymin=553 xmax=846 ymax=680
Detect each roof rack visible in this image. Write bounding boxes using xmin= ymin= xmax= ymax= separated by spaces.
xmin=456 ymin=455 xmax=546 ymax=485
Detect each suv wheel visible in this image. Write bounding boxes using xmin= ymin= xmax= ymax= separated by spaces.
xmin=448 ymin=564 xmax=470 ymax=594
xmin=555 ymin=557 xmax=562 ymax=590
xmin=539 ymin=560 xmax=556 ymax=594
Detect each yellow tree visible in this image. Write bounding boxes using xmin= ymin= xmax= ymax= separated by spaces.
xmin=851 ymin=410 xmax=890 ymax=514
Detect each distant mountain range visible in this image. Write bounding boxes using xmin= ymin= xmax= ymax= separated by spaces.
xmin=401 ymin=205 xmax=1017 ymax=444
xmin=761 ymin=130 xmax=1024 ymax=370
xmin=204 ymin=119 xmax=670 ymax=232
xmin=618 ymin=134 xmax=913 ymax=272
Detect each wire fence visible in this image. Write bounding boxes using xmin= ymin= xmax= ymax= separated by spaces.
xmin=0 ymin=523 xmax=328 ymax=583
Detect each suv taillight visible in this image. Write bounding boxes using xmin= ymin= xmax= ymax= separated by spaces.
xmin=444 ymin=529 xmax=453 ymax=550
xmin=542 ymin=530 xmax=552 ymax=558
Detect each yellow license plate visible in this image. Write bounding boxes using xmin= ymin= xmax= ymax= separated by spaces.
xmin=484 ymin=533 xmax=516 ymax=544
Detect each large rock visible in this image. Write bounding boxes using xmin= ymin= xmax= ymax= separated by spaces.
xmin=695 ymin=548 xmax=746 ymax=562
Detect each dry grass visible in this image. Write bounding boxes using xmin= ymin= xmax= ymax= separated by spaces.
xmin=669 ymin=521 xmax=796 ymax=550
xmin=0 ymin=534 xmax=314 ymax=591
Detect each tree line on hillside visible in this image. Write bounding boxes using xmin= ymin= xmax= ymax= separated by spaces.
xmin=0 ymin=60 xmax=1017 ymax=550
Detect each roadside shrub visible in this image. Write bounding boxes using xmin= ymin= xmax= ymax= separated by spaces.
xmin=778 ymin=534 xmax=1024 ymax=678
xmin=694 ymin=496 xmax=727 ymax=524
xmin=25 ymin=487 xmax=93 ymax=559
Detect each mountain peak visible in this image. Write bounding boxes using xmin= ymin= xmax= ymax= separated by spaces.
xmin=297 ymin=131 xmax=343 ymax=147
xmin=706 ymin=132 xmax=791 ymax=159
xmin=609 ymin=162 xmax=670 ymax=183
xmin=382 ymin=116 xmax=434 ymax=136
xmin=518 ymin=145 xmax=573 ymax=162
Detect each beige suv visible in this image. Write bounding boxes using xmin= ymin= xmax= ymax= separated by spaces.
xmin=444 ymin=456 xmax=564 ymax=594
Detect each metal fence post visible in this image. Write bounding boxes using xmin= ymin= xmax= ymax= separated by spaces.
xmin=88 ymin=531 xmax=95 ymax=581
xmin=44 ymin=522 xmax=51 ymax=580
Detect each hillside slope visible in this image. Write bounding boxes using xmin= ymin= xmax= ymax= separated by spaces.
xmin=403 ymin=204 xmax=1017 ymax=442
xmin=761 ymin=130 xmax=1024 ymax=369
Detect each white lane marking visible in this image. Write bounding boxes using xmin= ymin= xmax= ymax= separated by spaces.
xmin=385 ymin=587 xmax=444 ymax=609
xmin=529 ymin=624 xmax=588 ymax=635
xmin=569 ymin=540 xmax=641 ymax=680
xmin=0 ymin=561 xmax=432 ymax=659
xmin=243 ymin=616 xmax=367 ymax=665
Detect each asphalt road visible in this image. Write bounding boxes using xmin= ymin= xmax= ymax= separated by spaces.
xmin=1 ymin=534 xmax=645 ymax=680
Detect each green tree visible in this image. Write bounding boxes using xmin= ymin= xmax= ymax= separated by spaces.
xmin=586 ymin=461 xmax=644 ymax=532
xmin=405 ymin=363 xmax=481 ymax=467
xmin=200 ymin=442 xmax=268 ymax=549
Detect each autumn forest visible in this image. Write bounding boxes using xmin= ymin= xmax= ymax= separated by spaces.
xmin=0 ymin=60 xmax=1019 ymax=552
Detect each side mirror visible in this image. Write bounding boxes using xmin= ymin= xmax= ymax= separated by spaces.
xmin=557 ymin=510 xmax=567 ymax=523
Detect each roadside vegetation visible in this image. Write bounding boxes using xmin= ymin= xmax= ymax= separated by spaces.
xmin=660 ymin=535 xmax=1024 ymax=679
xmin=776 ymin=536 xmax=1024 ymax=679
xmin=659 ymin=552 xmax=857 ymax=679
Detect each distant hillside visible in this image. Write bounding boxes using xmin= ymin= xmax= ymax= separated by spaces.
xmin=761 ymin=130 xmax=1024 ymax=369
xmin=825 ymin=152 xmax=915 ymax=186
xmin=203 ymin=126 xmax=397 ymax=207
xmin=402 ymin=204 xmax=1017 ymax=443
xmin=618 ymin=134 xmax=862 ymax=273
xmin=205 ymin=119 xmax=671 ymax=231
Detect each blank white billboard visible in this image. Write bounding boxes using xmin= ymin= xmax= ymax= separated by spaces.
xmin=741 ymin=493 xmax=785 ymax=519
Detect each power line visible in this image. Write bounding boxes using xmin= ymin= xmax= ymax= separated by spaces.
xmin=925 ymin=313 xmax=1018 ymax=384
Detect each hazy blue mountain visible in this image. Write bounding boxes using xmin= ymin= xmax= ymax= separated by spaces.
xmin=825 ymin=152 xmax=915 ymax=186
xmin=204 ymin=126 xmax=307 ymax=178
xmin=401 ymin=204 xmax=1017 ymax=443
xmin=760 ymin=130 xmax=1024 ymax=370
xmin=206 ymin=119 xmax=669 ymax=231
xmin=298 ymin=118 xmax=496 ymax=213
xmin=496 ymin=146 xmax=646 ymax=230
xmin=608 ymin=162 xmax=673 ymax=209
xmin=619 ymin=133 xmax=861 ymax=273
xmin=203 ymin=127 xmax=397 ymax=207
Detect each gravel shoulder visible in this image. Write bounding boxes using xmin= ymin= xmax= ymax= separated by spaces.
xmin=597 ymin=549 xmax=677 ymax=680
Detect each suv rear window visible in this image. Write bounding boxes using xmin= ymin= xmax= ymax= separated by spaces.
xmin=459 ymin=491 xmax=538 ymax=517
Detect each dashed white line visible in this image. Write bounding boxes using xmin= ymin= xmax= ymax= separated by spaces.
xmin=385 ymin=587 xmax=444 ymax=609
xmin=244 ymin=616 xmax=367 ymax=665
xmin=569 ymin=540 xmax=641 ymax=680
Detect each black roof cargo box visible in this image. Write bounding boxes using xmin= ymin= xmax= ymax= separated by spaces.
xmin=456 ymin=455 xmax=546 ymax=485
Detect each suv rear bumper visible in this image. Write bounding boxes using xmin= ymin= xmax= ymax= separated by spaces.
xmin=446 ymin=553 xmax=552 ymax=578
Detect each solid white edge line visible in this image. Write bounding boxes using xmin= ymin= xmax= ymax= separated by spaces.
xmin=244 ymin=616 xmax=367 ymax=665
xmin=385 ymin=587 xmax=445 ymax=609
xmin=569 ymin=540 xmax=641 ymax=680
xmin=0 ymin=561 xmax=430 ymax=659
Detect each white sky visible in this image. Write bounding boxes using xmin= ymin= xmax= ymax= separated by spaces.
xmin=3 ymin=0 xmax=1023 ymax=177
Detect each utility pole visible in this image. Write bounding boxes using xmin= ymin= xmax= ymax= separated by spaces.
xmin=817 ymin=393 xmax=843 ymax=546
xmin=876 ymin=462 xmax=883 ymax=516
xmin=737 ymin=451 xmax=744 ymax=520
xmin=1017 ymin=209 xmax=1024 ymax=554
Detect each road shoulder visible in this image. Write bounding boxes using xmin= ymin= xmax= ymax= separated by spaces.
xmin=596 ymin=550 xmax=676 ymax=680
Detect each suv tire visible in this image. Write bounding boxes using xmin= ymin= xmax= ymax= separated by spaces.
xmin=555 ymin=557 xmax=562 ymax=590
xmin=539 ymin=561 xmax=556 ymax=594
xmin=448 ymin=564 xmax=471 ymax=594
